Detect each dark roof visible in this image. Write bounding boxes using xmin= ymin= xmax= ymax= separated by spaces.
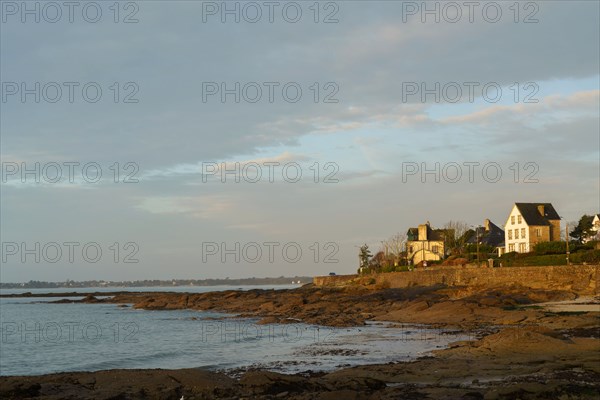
xmin=406 ymin=226 xmax=449 ymax=241
xmin=515 ymin=203 xmax=560 ymax=226
xmin=406 ymin=228 xmax=418 ymax=241
xmin=429 ymin=228 xmax=449 ymax=241
xmin=467 ymin=220 xmax=505 ymax=247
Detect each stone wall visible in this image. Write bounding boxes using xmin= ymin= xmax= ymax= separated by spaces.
xmin=313 ymin=265 xmax=599 ymax=295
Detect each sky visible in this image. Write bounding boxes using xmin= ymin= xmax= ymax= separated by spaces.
xmin=1 ymin=1 xmax=599 ymax=282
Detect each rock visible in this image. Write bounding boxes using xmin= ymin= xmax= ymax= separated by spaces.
xmin=0 ymin=381 xmax=41 ymax=398
xmin=462 ymin=392 xmax=484 ymax=399
xmin=317 ymin=389 xmax=366 ymax=399
xmin=319 ymin=375 xmax=387 ymax=392
xmin=239 ymin=371 xmax=308 ymax=395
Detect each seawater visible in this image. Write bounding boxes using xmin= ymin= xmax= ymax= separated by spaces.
xmin=0 ymin=287 xmax=470 ymax=376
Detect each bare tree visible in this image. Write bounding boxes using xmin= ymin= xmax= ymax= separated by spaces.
xmin=381 ymin=232 xmax=406 ymax=264
xmin=443 ymin=220 xmax=470 ymax=254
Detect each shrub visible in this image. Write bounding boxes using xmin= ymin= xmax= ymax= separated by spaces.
xmin=533 ymin=241 xmax=567 ymax=255
xmin=521 ymin=254 xmax=567 ymax=266
xmin=381 ymin=265 xmax=394 ymax=273
xmin=464 ymin=244 xmax=495 ymax=254
xmin=499 ymin=249 xmax=599 ymax=266
xmin=571 ymin=250 xmax=600 ymax=264
xmin=534 ymin=241 xmax=594 ymax=255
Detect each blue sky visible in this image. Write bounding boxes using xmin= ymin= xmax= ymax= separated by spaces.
xmin=1 ymin=1 xmax=599 ymax=282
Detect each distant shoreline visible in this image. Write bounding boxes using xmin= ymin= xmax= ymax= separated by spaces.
xmin=0 ymin=286 xmax=303 ymax=298
xmin=0 ymin=290 xmax=157 ymax=298
xmin=0 ymin=276 xmax=313 ymax=290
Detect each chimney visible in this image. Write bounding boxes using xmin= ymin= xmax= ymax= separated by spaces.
xmin=537 ymin=204 xmax=545 ymax=216
xmin=418 ymin=224 xmax=428 ymax=241
xmin=484 ymin=219 xmax=490 ymax=231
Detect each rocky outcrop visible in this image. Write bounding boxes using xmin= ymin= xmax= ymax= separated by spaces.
xmin=4 ymin=283 xmax=600 ymax=399
xmin=89 ymin=284 xmax=590 ymax=330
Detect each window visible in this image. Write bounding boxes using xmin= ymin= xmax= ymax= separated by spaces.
xmin=518 ymin=215 xmax=522 ymax=224
xmin=521 ymin=228 xmax=526 ymax=237
xmin=515 ymin=229 xmax=519 ymax=239
xmin=520 ymin=243 xmax=527 ymax=252
xmin=432 ymin=245 xmax=439 ymax=254
xmin=409 ymin=246 xmax=413 ymax=253
xmin=536 ymin=228 xmax=542 ymax=238
xmin=508 ymin=230 xmax=513 ymax=240
xmin=511 ymin=216 xmax=515 ymax=224
xmin=508 ymin=244 xmax=515 ymax=252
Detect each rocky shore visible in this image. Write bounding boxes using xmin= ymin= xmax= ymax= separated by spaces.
xmin=1 ymin=283 xmax=599 ymax=399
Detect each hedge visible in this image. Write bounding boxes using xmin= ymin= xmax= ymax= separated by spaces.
xmin=500 ymin=249 xmax=600 ymax=266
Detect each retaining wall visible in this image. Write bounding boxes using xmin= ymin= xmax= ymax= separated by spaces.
xmin=313 ymin=265 xmax=599 ymax=295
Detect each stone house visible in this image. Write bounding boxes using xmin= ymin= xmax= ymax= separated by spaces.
xmin=504 ymin=203 xmax=561 ymax=253
xmin=468 ymin=219 xmax=505 ymax=256
xmin=406 ymin=222 xmax=449 ymax=264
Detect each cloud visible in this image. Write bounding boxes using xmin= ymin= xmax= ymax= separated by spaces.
xmin=1 ymin=1 xmax=598 ymax=281
xmin=440 ymin=90 xmax=599 ymax=125
xmin=135 ymin=195 xmax=233 ymax=218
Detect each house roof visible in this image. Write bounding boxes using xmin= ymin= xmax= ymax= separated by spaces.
xmin=515 ymin=203 xmax=560 ymax=226
xmin=467 ymin=220 xmax=505 ymax=247
xmin=406 ymin=225 xmax=449 ymax=241
xmin=428 ymin=228 xmax=448 ymax=241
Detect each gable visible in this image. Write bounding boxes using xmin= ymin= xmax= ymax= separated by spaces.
xmin=407 ymin=228 xmax=418 ymax=241
xmin=504 ymin=204 xmax=520 ymax=228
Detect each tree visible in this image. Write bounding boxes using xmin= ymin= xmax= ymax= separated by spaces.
xmin=381 ymin=232 xmax=406 ymax=266
xmin=358 ymin=244 xmax=372 ymax=273
xmin=570 ymin=215 xmax=595 ymax=243
xmin=370 ymin=251 xmax=386 ymax=273
xmin=443 ymin=220 xmax=469 ymax=254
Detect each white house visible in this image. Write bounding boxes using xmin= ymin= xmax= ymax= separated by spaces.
xmin=504 ymin=203 xmax=561 ymax=253
xmin=588 ymin=214 xmax=600 ymax=242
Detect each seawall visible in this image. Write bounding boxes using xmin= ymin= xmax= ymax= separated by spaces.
xmin=313 ymin=265 xmax=599 ymax=295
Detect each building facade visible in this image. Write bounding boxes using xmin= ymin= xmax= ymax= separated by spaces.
xmin=468 ymin=219 xmax=505 ymax=256
xmin=587 ymin=214 xmax=600 ymax=243
xmin=406 ymin=222 xmax=447 ymax=264
xmin=504 ymin=203 xmax=561 ymax=253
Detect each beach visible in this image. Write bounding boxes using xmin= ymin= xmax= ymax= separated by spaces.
xmin=1 ymin=281 xmax=599 ymax=399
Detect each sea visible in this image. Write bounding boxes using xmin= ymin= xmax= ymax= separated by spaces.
xmin=0 ymin=285 xmax=470 ymax=376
